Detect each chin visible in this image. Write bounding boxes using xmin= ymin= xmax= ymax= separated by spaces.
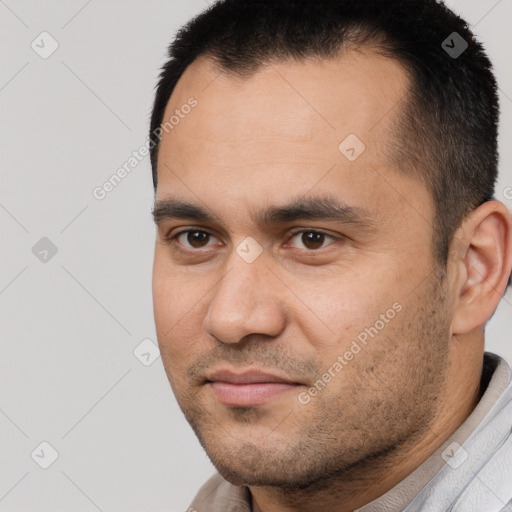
xmin=199 ymin=436 xmax=292 ymax=486
xmin=198 ymin=434 xmax=343 ymax=490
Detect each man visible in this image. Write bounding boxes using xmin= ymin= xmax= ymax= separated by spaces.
xmin=149 ymin=0 xmax=512 ymax=510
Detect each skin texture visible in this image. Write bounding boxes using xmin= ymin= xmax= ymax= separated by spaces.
xmin=151 ymin=50 xmax=512 ymax=512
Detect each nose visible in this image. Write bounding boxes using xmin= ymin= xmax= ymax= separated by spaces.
xmin=203 ymin=252 xmax=288 ymax=344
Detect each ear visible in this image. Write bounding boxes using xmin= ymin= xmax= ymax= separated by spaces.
xmin=451 ymin=200 xmax=512 ymax=335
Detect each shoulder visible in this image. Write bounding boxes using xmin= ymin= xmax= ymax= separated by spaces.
xmin=188 ymin=472 xmax=252 ymax=512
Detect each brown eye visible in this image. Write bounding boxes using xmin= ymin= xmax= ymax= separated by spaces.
xmin=187 ymin=231 xmax=210 ymax=248
xmin=288 ymin=230 xmax=337 ymax=250
xmin=302 ymin=232 xmax=324 ymax=249
xmin=173 ymin=230 xmax=217 ymax=249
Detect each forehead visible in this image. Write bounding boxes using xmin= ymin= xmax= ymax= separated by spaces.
xmin=155 ymin=50 xmax=430 ymax=230
xmin=162 ymin=49 xmax=409 ymax=141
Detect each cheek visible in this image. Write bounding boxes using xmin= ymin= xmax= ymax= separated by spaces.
xmin=154 ymin=300 xmax=205 ymax=366
xmin=153 ymin=251 xmax=203 ymax=332
xmin=294 ymin=276 xmax=383 ymax=347
xmin=292 ymin=271 xmax=407 ymax=376
xmin=155 ymin=312 xmax=205 ymax=396
xmin=152 ymin=260 xmax=208 ymax=372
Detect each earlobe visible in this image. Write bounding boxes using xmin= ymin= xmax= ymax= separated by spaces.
xmin=451 ymin=200 xmax=512 ymax=335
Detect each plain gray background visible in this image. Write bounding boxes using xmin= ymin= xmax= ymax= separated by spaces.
xmin=0 ymin=1 xmax=511 ymax=510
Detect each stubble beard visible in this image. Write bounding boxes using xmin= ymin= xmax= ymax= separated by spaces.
xmin=177 ymin=269 xmax=451 ymax=492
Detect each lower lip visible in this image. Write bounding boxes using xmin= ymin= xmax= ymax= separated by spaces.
xmin=209 ymin=381 xmax=300 ymax=406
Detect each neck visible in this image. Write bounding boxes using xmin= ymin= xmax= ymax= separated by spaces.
xmin=251 ymin=337 xmax=484 ymax=512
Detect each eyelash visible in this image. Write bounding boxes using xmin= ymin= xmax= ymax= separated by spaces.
xmin=165 ymin=228 xmax=340 ymax=252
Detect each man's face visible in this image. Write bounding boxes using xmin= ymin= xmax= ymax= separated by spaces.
xmin=152 ymin=51 xmax=454 ymax=488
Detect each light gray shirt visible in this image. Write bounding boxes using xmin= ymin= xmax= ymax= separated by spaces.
xmin=188 ymin=352 xmax=512 ymax=512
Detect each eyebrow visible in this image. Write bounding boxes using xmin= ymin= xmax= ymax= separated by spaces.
xmin=152 ymin=194 xmax=376 ymax=231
